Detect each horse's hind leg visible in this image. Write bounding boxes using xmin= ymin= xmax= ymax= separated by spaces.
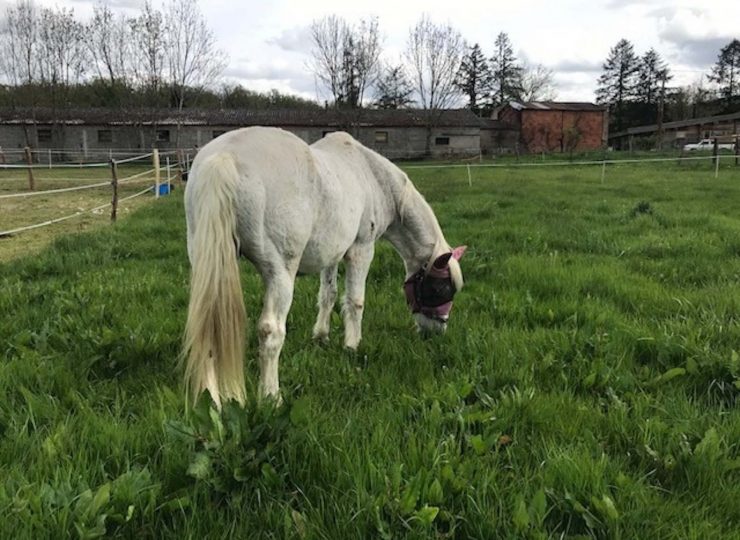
xmin=312 ymin=265 xmax=338 ymax=341
xmin=257 ymin=262 xmax=297 ymax=401
xmin=342 ymin=243 xmax=374 ymax=350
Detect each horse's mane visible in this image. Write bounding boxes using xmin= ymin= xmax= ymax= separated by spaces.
xmin=397 ymin=173 xmax=463 ymax=292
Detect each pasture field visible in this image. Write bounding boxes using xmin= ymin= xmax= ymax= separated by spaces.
xmin=1 ymin=159 xmax=739 ymax=538
xmin=0 ymin=163 xmax=172 ymax=261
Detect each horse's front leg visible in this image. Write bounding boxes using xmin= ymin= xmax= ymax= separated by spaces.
xmin=312 ymin=265 xmax=338 ymax=341
xmin=342 ymin=243 xmax=374 ymax=350
xmin=258 ymin=264 xmax=296 ymax=402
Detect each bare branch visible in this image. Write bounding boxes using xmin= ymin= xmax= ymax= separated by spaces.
xmin=520 ymin=64 xmax=557 ymax=102
xmin=309 ymin=15 xmax=382 ymax=108
xmin=404 ymin=15 xmax=464 ymax=111
xmin=129 ymin=1 xmax=166 ymax=96
xmin=165 ymin=0 xmax=228 ymax=111
xmin=86 ymin=2 xmax=132 ymax=88
xmin=0 ymin=1 xmax=39 ymax=86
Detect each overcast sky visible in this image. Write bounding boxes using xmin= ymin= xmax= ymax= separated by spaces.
xmin=8 ymin=0 xmax=740 ymax=103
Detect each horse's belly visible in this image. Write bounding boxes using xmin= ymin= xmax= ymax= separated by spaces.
xmin=298 ymin=211 xmax=364 ymax=274
xmin=298 ymin=233 xmax=354 ymax=274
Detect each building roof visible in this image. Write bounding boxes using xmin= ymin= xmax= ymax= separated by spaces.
xmin=609 ymin=110 xmax=740 ymax=138
xmin=0 ymin=107 xmax=485 ymax=128
xmin=479 ymin=118 xmax=511 ymax=130
xmin=508 ymin=101 xmax=606 ymax=112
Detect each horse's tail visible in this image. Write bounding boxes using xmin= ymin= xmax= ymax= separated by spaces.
xmin=183 ymin=152 xmax=246 ymax=409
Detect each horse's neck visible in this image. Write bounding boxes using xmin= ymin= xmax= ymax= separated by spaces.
xmin=383 ymin=173 xmax=448 ymax=276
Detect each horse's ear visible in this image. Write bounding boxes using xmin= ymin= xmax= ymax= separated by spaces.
xmin=452 ymin=245 xmax=467 ymax=261
xmin=433 ymin=252 xmax=453 ymax=269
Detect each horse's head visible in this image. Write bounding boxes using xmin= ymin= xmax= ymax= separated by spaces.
xmin=404 ymin=246 xmax=466 ymax=334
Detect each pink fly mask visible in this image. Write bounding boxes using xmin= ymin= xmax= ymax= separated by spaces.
xmin=403 ymin=246 xmax=467 ymax=323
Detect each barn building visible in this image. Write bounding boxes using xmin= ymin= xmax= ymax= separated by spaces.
xmin=0 ymin=107 xmax=495 ymax=161
xmin=496 ymin=101 xmax=608 ymax=153
xmin=0 ymin=105 xmax=607 ymax=159
xmin=608 ymin=111 xmax=740 ymax=150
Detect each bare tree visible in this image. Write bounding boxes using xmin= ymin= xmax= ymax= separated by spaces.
xmin=0 ymin=0 xmax=39 ymax=144
xmin=86 ymin=2 xmax=132 ymax=101
xmin=129 ymin=1 xmax=167 ymax=105
xmin=404 ymin=15 xmax=465 ymax=154
xmin=519 ymin=63 xmax=557 ymax=102
xmin=37 ymin=7 xmax=87 ymax=104
xmin=165 ymin=0 xmax=227 ymax=112
xmin=0 ymin=1 xmax=38 ymax=91
xmin=563 ymin=115 xmax=584 ymax=159
xmin=309 ymin=15 xmax=381 ymax=108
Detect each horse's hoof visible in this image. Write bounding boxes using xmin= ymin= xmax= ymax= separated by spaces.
xmin=259 ymin=393 xmax=283 ymax=408
xmin=312 ymin=331 xmax=330 ymax=344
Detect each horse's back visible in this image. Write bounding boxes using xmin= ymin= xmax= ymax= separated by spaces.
xmin=187 ymin=128 xmax=316 ymax=265
xmin=187 ymin=127 xmax=385 ymax=274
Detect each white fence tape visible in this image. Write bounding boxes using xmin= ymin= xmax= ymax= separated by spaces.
xmin=0 ymin=181 xmax=110 ymax=200
xmin=0 ymin=185 xmax=153 ymax=237
xmin=114 ymin=152 xmax=154 ymax=165
xmin=118 ymin=167 xmax=156 ymax=183
xmin=0 ymin=151 xmax=154 ymax=170
xmin=0 ymin=167 xmax=156 ymax=199
xmin=402 ymin=153 xmax=727 ymax=170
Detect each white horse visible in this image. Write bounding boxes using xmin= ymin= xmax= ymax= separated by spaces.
xmin=183 ymin=126 xmax=466 ymax=407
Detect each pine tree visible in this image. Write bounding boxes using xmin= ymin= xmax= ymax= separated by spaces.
xmin=490 ymin=32 xmax=523 ymax=106
xmin=635 ymin=48 xmax=671 ymax=105
xmin=337 ymin=35 xmax=360 ymax=108
xmin=455 ymin=43 xmax=492 ymax=113
xmin=709 ymin=39 xmax=740 ymax=109
xmin=374 ymin=65 xmax=414 ymax=109
xmin=596 ymin=39 xmax=639 ymax=131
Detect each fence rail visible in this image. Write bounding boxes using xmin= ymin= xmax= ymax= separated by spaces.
xmin=0 ymin=149 xmax=184 ymax=238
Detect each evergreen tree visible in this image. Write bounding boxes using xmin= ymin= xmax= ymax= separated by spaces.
xmin=709 ymin=38 xmax=740 ymax=109
xmin=490 ymin=32 xmax=522 ymax=106
xmin=635 ymin=48 xmax=671 ymax=105
xmin=337 ymin=35 xmax=360 ymax=107
xmin=455 ymin=43 xmax=492 ymax=113
xmin=374 ymin=65 xmax=414 ymax=109
xmin=596 ymin=39 xmax=639 ymax=131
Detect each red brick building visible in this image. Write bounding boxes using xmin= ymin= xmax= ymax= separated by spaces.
xmin=498 ymin=101 xmax=608 ymax=153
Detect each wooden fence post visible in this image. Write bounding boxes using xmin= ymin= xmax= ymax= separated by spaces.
xmin=24 ymin=146 xmax=35 ymax=191
xmin=735 ymin=137 xmax=739 ymax=167
xmin=0 ymin=146 xmax=5 ymax=164
xmin=110 ymin=159 xmax=119 ymax=222
xmin=153 ymin=148 xmax=160 ymax=199
xmin=177 ymin=148 xmax=184 ymax=182
xmin=715 ymin=153 xmax=720 ymax=179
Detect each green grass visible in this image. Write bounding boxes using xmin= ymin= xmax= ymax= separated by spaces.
xmin=0 ymin=163 xmax=172 ymax=261
xmin=1 ymin=159 xmax=739 ymax=538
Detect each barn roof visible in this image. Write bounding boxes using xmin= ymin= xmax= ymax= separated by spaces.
xmin=609 ymin=110 xmax=740 ymax=138
xmin=0 ymin=107 xmax=485 ymax=128
xmin=508 ymin=101 xmax=606 ymax=112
